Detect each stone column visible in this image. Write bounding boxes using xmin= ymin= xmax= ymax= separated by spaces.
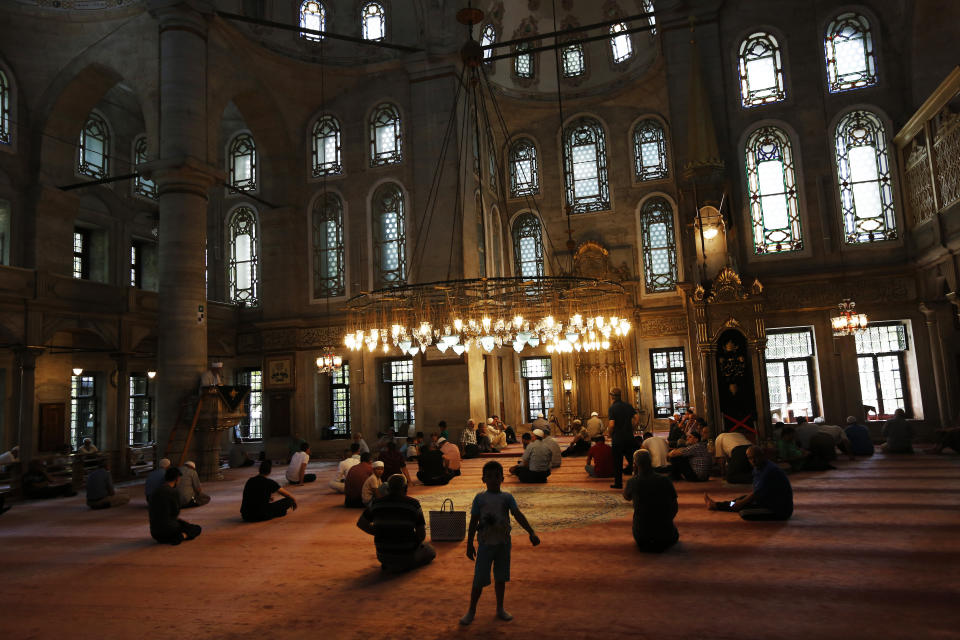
xmin=13 ymin=347 xmax=44 ymax=465
xmin=919 ymin=302 xmax=952 ymax=427
xmin=147 ymin=2 xmax=221 ymax=459
xmin=111 ymin=353 xmax=130 ymax=472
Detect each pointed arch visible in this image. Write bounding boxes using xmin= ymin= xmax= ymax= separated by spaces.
xmin=227 ymin=205 xmax=260 ymax=306
xmin=511 ymin=211 xmax=545 ymax=279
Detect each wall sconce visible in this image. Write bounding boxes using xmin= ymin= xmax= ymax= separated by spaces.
xmin=695 ymin=205 xmax=726 ymax=239
xmin=562 ymin=375 xmax=573 ymax=393
xmin=72 ymin=367 xmax=83 ymax=376
xmin=631 ymin=374 xmax=642 ymax=410
xmin=147 ymin=370 xmax=157 ymax=379
xmin=562 ymin=373 xmax=574 ymax=431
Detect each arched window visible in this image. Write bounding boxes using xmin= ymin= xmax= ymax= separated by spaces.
xmin=227 ymin=207 xmax=259 ymax=306
xmin=361 ymin=2 xmax=386 ymax=41
xmin=639 ymin=197 xmax=678 ymax=293
xmin=610 ymin=23 xmax=632 ymax=63
xmin=561 ymin=42 xmax=584 ymax=77
xmin=512 ymin=213 xmax=544 ymax=279
xmin=0 ymin=70 xmax=10 ymax=145
xmin=738 ymin=32 xmax=786 ymax=107
xmin=825 ymin=13 xmax=878 ymax=93
xmin=633 ymin=119 xmax=669 ymax=181
xmin=834 ymin=110 xmax=896 ymax=243
xmin=509 ymin=138 xmax=539 ymax=197
xmin=480 ymin=24 xmax=496 ymax=64
xmin=78 ymin=112 xmax=109 ymax=179
xmin=299 ymin=1 xmax=325 ymax=41
xmin=312 ymin=115 xmax=341 ymax=176
xmin=642 ymin=0 xmax=657 ymax=36
xmin=132 ymin=135 xmax=156 ymax=199
xmin=228 ymin=133 xmax=257 ymax=191
xmin=312 ymin=192 xmax=345 ymax=298
xmin=372 ymin=183 xmax=406 ymax=287
xmin=563 ymin=117 xmax=610 ymax=213
xmin=515 ymin=42 xmax=534 ymax=78
xmin=745 ymin=126 xmax=802 ymax=254
xmin=369 ymin=103 xmax=402 ymax=166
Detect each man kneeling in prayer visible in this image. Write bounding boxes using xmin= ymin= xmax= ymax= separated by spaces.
xmin=356 ymin=474 xmax=436 ymax=573
xmin=705 ymin=446 xmax=793 ymax=521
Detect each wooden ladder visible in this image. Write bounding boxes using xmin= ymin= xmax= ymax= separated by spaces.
xmin=165 ymin=395 xmax=208 ymax=467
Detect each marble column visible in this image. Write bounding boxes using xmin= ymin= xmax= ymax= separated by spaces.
xmin=13 ymin=347 xmax=44 ymax=464
xmin=147 ymin=2 xmax=221 ymax=459
xmin=919 ymin=302 xmax=952 ymax=427
xmin=111 ymin=353 xmax=130 ymax=472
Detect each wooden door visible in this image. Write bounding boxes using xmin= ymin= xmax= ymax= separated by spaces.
xmin=268 ymin=393 xmax=291 ymax=438
xmin=39 ymin=402 xmax=67 ymax=452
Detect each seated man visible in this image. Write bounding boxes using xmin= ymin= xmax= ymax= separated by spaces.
xmin=667 ymin=431 xmax=712 ymax=482
xmin=542 ymin=429 xmax=563 ymax=468
xmin=241 ymin=460 xmax=297 ymax=522
xmin=561 ymin=427 xmax=592 ymax=457
xmin=401 ymin=432 xmax=423 ymax=460
xmin=86 ymin=460 xmax=130 ymax=510
xmin=149 ymin=467 xmax=202 ymax=544
xmin=356 ymin=474 xmax=436 ymax=573
xmin=585 ymin=434 xmax=614 ymax=478
xmin=344 ymin=452 xmax=374 ymax=508
xmin=705 ymin=446 xmax=793 ymax=521
xmin=286 ymin=442 xmax=317 ymax=485
xmin=229 ymin=439 xmax=255 ymax=468
xmin=460 ymin=419 xmax=479 ymax=459
xmin=844 ymin=416 xmax=875 ymax=456
xmin=439 ymin=437 xmax=462 ymax=478
xmin=509 ymin=429 xmax=553 ymax=483
xmin=585 ymin=411 xmax=605 ymax=440
xmin=78 ymin=437 xmax=99 ymax=455
xmin=22 ymin=460 xmax=77 ymax=499
xmin=330 ymin=443 xmax=361 ymax=493
xmin=882 ymin=409 xmax=913 ymax=453
xmin=715 ymin=431 xmax=754 ymax=484
xmin=362 ymin=461 xmax=386 ymax=506
xmin=0 ymin=444 xmax=19 ymax=466
xmin=145 ymin=458 xmax=171 ymax=503
xmin=640 ymin=432 xmax=670 ymax=473
xmin=486 ymin=418 xmax=507 ymax=450
xmin=378 ymin=441 xmax=412 ymax=486
xmin=814 ymin=417 xmax=853 ymax=458
xmin=623 ymin=450 xmax=678 ymax=552
xmin=776 ymin=426 xmax=807 ymax=472
xmin=416 ymin=441 xmax=454 ymax=486
xmin=352 ymin=432 xmax=370 ymax=455
xmin=178 ymin=461 xmax=211 ymax=507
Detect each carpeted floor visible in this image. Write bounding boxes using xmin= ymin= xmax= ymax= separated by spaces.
xmin=1 ymin=447 xmax=959 ymax=640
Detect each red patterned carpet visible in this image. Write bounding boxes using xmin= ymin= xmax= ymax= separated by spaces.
xmin=1 ymin=449 xmax=959 ymax=640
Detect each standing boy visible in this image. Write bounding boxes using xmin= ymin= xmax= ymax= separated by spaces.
xmin=462 ymin=461 xmax=540 ymax=626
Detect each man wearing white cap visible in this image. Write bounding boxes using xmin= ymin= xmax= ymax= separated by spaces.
xmin=509 ymin=429 xmax=553 ymax=483
xmin=362 ymin=461 xmax=386 ymax=506
xmin=178 ymin=461 xmax=211 ymax=507
xmin=586 ymin=411 xmax=605 ymax=440
xmin=486 ymin=418 xmax=507 ymax=450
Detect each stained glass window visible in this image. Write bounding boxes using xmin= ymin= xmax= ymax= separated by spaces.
xmin=515 ymin=42 xmax=534 ymax=78
xmin=765 ymin=329 xmax=818 ymax=421
xmin=825 ymin=13 xmax=878 ymax=93
xmin=856 ymin=322 xmax=909 ymax=418
xmin=313 ymin=192 xmax=345 ymax=298
xmin=73 ymin=228 xmax=90 ymax=279
xmin=834 ymin=110 xmax=896 ymax=244
xmin=299 ymin=1 xmax=325 ymax=41
xmin=520 ymin=357 xmax=553 ymax=422
xmin=650 ymin=348 xmax=687 ymax=418
xmin=227 ymin=206 xmax=259 ymax=306
xmin=481 ymin=24 xmax=496 ymax=64
xmin=738 ymin=32 xmax=786 ymax=107
xmin=512 ymin=213 xmax=544 ymax=279
xmin=563 ymin=117 xmax=609 ymax=213
xmin=633 ymin=119 xmax=668 ymax=181
xmin=745 ymin=126 xmax=802 ymax=254
xmin=373 ymin=183 xmax=406 ymax=287
xmin=71 ymin=374 xmax=98 ymax=449
xmin=640 ymin=197 xmax=677 ymax=293
xmin=312 ymin=115 xmax=341 ymax=176
xmin=329 ymin=363 xmax=350 ymax=438
xmin=509 ymin=138 xmax=539 ymax=197
xmin=361 ymin=2 xmax=385 ymax=41
xmin=0 ymin=70 xmax=10 ymax=145
xmin=228 ymin=133 xmax=256 ymax=191
xmin=610 ymin=22 xmax=632 ymax=63
xmin=562 ymin=42 xmax=584 ymax=77
xmin=132 ymin=135 xmax=156 ymax=199
xmin=369 ymin=103 xmax=402 ymax=166
xmin=128 ymin=373 xmax=152 ymax=446
xmin=78 ymin=112 xmax=109 ymax=179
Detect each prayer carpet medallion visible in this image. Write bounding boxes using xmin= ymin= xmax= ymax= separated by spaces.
xmin=418 ymin=486 xmax=632 ymax=535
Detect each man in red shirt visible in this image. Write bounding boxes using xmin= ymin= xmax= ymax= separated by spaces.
xmin=585 ymin=435 xmax=614 ymax=478
xmin=344 ymin=452 xmax=373 ymax=508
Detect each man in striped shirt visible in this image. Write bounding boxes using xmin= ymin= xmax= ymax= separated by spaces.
xmin=667 ymin=431 xmax=712 ymax=482
xmin=357 ymin=474 xmax=436 ymax=572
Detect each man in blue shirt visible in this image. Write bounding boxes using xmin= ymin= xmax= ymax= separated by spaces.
xmin=605 ymin=387 xmax=639 ymax=489
xmin=844 ymin=416 xmax=874 ymax=456
xmin=704 ymin=446 xmax=793 ymax=521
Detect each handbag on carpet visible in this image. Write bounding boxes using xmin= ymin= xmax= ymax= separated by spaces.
xmin=429 ymin=498 xmax=466 ymax=541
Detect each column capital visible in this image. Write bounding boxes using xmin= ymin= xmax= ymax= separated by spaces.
xmin=143 ymin=156 xmax=225 ymax=199
xmin=14 ymin=346 xmax=45 ymax=368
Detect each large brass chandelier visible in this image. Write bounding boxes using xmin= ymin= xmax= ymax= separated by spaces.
xmin=831 ymin=298 xmax=868 ymax=337
xmin=345 ymin=276 xmax=631 ymax=356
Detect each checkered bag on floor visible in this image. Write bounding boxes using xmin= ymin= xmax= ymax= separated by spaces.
xmin=429 ymin=498 xmax=466 ymax=541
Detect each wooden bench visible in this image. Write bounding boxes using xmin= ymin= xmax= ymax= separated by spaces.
xmin=128 ymin=444 xmax=158 ymax=478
